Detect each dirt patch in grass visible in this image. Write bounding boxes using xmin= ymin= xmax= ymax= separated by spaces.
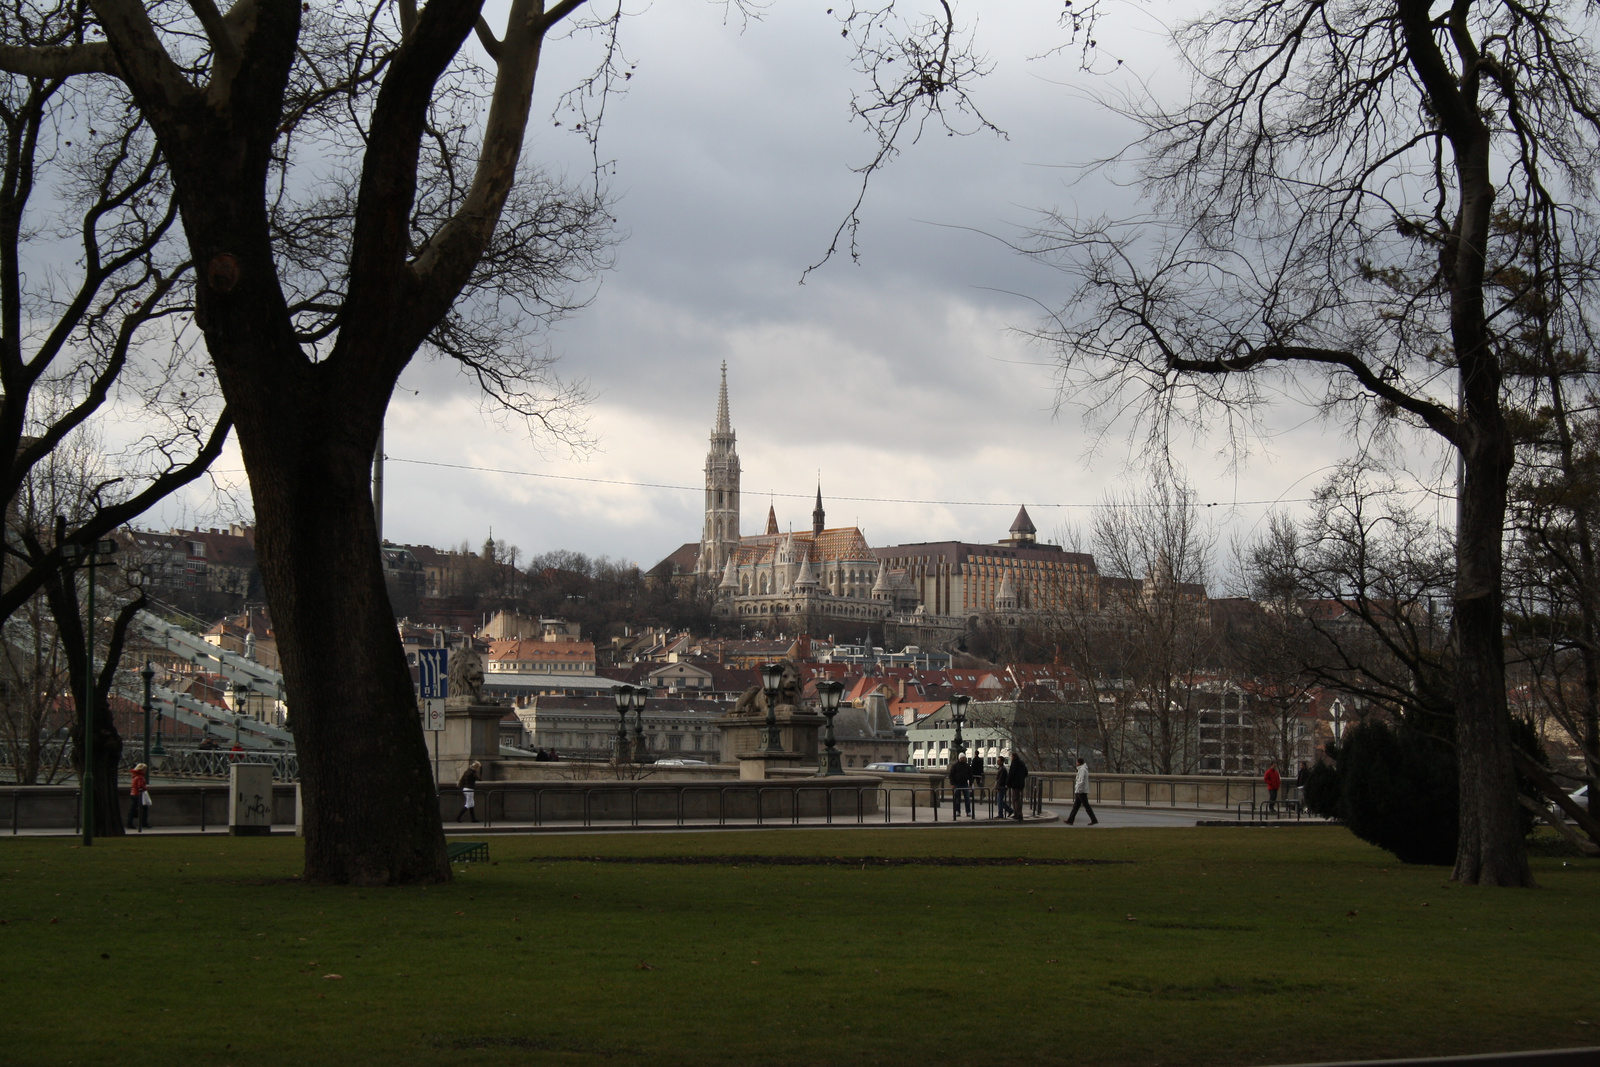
xmin=1108 ymin=977 xmax=1340 ymax=1000
xmin=429 ymin=1035 xmax=644 ymax=1057
xmin=530 ymin=854 xmax=1133 ymax=867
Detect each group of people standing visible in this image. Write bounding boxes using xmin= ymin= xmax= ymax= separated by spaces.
xmin=946 ymin=753 xmax=1101 ymax=826
xmin=946 ymin=752 xmax=1033 ymax=821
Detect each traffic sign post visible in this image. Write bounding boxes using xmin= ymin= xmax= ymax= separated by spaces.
xmin=418 ymin=648 xmax=448 ymax=702
xmin=418 ymin=648 xmax=448 ymax=788
xmin=423 ymin=698 xmax=445 ymax=732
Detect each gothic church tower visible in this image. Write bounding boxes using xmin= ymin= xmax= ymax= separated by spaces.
xmin=698 ymin=363 xmax=741 ymax=584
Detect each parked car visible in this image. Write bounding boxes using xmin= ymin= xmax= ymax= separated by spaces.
xmin=1559 ymin=785 xmax=1589 ymax=817
xmin=864 ymin=762 xmax=917 ymax=774
xmin=654 ymin=758 xmax=710 ymax=766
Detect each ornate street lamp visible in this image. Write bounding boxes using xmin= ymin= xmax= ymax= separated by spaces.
xmin=950 ymin=694 xmax=969 ymax=760
xmin=630 ymin=685 xmax=650 ymax=763
xmin=60 ymin=537 xmax=117 ymax=847
xmin=816 ymin=681 xmax=844 ymax=776
xmin=150 ymin=664 xmax=167 ymax=757
xmin=141 ymin=661 xmax=155 ymax=766
xmin=758 ymin=662 xmax=787 ymax=754
xmin=611 ymin=685 xmax=635 ymax=761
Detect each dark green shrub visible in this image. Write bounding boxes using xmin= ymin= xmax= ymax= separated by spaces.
xmin=1306 ymin=713 xmax=1547 ymax=865
xmin=1301 ymin=758 xmax=1343 ymax=819
xmin=1313 ymin=720 xmax=1458 ymax=865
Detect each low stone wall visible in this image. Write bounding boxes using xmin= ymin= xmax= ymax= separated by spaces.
xmin=436 ymin=777 xmax=887 ymax=824
xmin=0 ymin=783 xmax=300 ymax=832
xmin=1030 ymin=772 xmax=1279 ymax=809
xmin=488 ymin=760 xmax=740 ymax=783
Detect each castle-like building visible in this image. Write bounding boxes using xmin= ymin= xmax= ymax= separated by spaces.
xmin=651 ymin=367 xmax=1201 ymax=646
xmin=652 ymin=364 xmax=894 ymax=641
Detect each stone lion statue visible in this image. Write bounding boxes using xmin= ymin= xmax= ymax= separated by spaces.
xmin=733 ymin=660 xmax=801 ymax=716
xmin=446 ymin=646 xmax=488 ymax=706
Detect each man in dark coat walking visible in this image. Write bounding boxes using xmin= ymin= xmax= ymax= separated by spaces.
xmin=1006 ymin=751 xmax=1029 ymax=821
xmin=994 ymin=755 xmax=1012 ymax=817
xmin=949 ymin=754 xmax=974 ymax=819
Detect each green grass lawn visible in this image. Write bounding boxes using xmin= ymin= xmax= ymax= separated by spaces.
xmin=0 ymin=826 xmax=1594 ymax=1066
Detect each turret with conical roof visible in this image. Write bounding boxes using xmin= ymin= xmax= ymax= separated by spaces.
xmin=995 ymin=569 xmax=1019 ymax=611
xmin=794 ymin=549 xmax=818 ymax=590
xmin=871 ymin=561 xmax=893 ymax=599
xmin=1000 ymin=504 xmax=1037 ymax=547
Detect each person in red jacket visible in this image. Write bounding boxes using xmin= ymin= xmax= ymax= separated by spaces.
xmin=1263 ymin=763 xmax=1282 ymax=815
xmin=127 ymin=763 xmax=149 ymax=830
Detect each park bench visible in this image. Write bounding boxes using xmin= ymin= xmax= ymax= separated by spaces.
xmin=447 ymin=841 xmax=489 ymax=863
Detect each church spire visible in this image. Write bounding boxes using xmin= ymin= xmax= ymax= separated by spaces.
xmin=812 ymin=480 xmax=825 ymax=539
xmin=766 ymin=504 xmax=779 ymax=536
xmin=698 ymin=363 xmax=740 ymax=584
xmin=715 ymin=360 xmax=731 ymax=434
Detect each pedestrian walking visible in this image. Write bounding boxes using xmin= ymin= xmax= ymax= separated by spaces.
xmin=1295 ymin=760 xmax=1310 ymax=805
xmin=1263 ymin=762 xmax=1281 ymax=815
xmin=971 ymin=754 xmax=986 ymax=793
xmin=126 ymin=763 xmax=150 ymax=830
xmin=456 ymin=761 xmax=482 ymax=822
xmin=950 ymin=754 xmax=974 ymax=819
xmin=994 ymin=755 xmax=1012 ymax=817
xmin=1065 ymin=757 xmax=1098 ymax=825
xmin=1006 ymin=751 xmax=1029 ymax=821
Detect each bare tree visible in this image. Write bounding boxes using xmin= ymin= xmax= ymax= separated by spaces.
xmin=1 ymin=2 xmax=230 ymax=620
xmin=1041 ymin=481 xmax=1214 ymax=773
xmin=1242 ymin=471 xmax=1458 ymax=736
xmin=1035 ymin=0 xmax=1600 ymax=885
xmin=1215 ymin=597 xmax=1322 ymax=773
xmin=0 ymin=0 xmax=990 ymax=883
xmin=0 ymin=586 xmax=71 ymax=784
xmin=3 ymin=428 xmax=152 ymax=828
xmin=1502 ymin=277 xmax=1600 ymax=816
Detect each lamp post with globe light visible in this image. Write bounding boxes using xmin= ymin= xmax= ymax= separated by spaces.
xmin=816 ymin=681 xmax=844 ymax=776
xmin=758 ymin=663 xmax=787 ymax=754
xmin=630 ymin=686 xmax=650 ymax=763
xmin=950 ymin=694 xmax=969 ymax=760
xmin=612 ymin=685 xmax=635 ymax=761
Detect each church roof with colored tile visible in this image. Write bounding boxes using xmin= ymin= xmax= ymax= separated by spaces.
xmin=729 ymin=527 xmax=877 ymax=567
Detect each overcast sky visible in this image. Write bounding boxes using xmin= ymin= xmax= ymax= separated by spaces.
xmin=145 ymin=0 xmax=1456 ymax=585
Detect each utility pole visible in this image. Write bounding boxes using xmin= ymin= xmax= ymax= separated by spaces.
xmin=373 ymin=425 xmax=385 ymax=543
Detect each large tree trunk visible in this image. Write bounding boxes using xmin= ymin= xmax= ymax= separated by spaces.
xmin=46 ymin=572 xmax=125 ymax=838
xmin=82 ymin=716 xmax=126 ymax=838
xmin=1446 ymin=124 xmax=1534 ymax=886
xmin=181 ymin=183 xmax=449 ymax=885
xmin=1452 ymin=428 xmax=1531 ymax=885
xmin=246 ymin=401 xmax=448 ymax=885
xmin=117 ymin=0 xmax=450 ymax=883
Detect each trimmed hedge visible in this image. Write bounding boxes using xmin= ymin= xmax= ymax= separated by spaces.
xmin=1304 ymin=720 xmax=1457 ymax=865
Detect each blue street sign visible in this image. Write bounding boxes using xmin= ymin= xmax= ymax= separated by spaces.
xmin=419 ymin=648 xmax=448 ymax=700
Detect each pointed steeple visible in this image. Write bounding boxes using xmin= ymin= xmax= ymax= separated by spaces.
xmin=715 ymin=360 xmax=731 ymax=434
xmin=765 ymin=505 xmax=779 ymax=536
xmin=794 ymin=549 xmax=818 ymax=589
xmin=720 ymin=551 xmax=739 ymax=590
xmin=812 ymin=481 xmax=825 ymax=539
xmin=698 ymin=362 xmax=740 ymax=584
xmin=871 ymin=562 xmax=892 ymax=599
xmin=996 ymin=570 xmax=1019 ymax=611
